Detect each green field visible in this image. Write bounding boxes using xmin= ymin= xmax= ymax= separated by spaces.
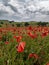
xmin=0 ymin=20 xmax=49 ymax=65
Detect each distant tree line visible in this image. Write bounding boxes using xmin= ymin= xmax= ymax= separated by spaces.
xmin=0 ymin=20 xmax=49 ymax=27
xmin=37 ymin=22 xmax=48 ymax=26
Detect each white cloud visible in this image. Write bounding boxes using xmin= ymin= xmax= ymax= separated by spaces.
xmin=0 ymin=0 xmax=49 ymax=22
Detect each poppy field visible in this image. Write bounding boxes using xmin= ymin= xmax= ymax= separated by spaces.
xmin=0 ymin=21 xmax=49 ymax=65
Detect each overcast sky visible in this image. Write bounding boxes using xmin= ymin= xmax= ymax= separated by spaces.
xmin=0 ymin=0 xmax=49 ymax=22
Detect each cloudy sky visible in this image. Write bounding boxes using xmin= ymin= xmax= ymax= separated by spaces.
xmin=0 ymin=0 xmax=49 ymax=22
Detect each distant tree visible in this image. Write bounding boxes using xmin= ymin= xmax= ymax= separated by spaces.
xmin=37 ymin=22 xmax=48 ymax=26
xmin=9 ymin=21 xmax=12 ymax=23
xmin=16 ymin=23 xmax=21 ymax=27
xmin=24 ymin=22 xmax=29 ymax=26
xmin=0 ymin=22 xmax=4 ymax=24
xmin=9 ymin=21 xmax=14 ymax=23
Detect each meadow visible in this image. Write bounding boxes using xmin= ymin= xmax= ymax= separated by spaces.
xmin=0 ymin=20 xmax=49 ymax=65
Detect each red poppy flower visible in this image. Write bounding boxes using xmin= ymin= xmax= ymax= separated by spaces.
xmin=28 ymin=53 xmax=33 ymax=58
xmin=13 ymin=36 xmax=17 ymax=39
xmin=28 ymin=26 xmax=32 ymax=31
xmin=27 ymin=32 xmax=33 ymax=37
xmin=17 ymin=42 xmax=26 ymax=53
xmin=14 ymin=36 xmax=22 ymax=43
xmin=27 ymin=32 xmax=37 ymax=39
xmin=5 ymin=41 xmax=9 ymax=44
xmin=31 ymin=34 xmax=37 ymax=39
xmin=46 ymin=63 xmax=49 ymax=65
xmin=28 ymin=53 xmax=38 ymax=59
xmin=41 ymin=32 xmax=48 ymax=38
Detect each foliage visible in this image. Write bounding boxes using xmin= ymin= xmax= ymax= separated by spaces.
xmin=16 ymin=23 xmax=21 ymax=27
xmin=24 ymin=22 xmax=29 ymax=26
xmin=37 ymin=22 xmax=48 ymax=26
xmin=0 ymin=20 xmax=49 ymax=65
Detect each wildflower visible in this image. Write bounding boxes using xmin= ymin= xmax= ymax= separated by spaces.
xmin=41 ymin=32 xmax=48 ymax=38
xmin=27 ymin=32 xmax=37 ymax=39
xmin=28 ymin=26 xmax=32 ymax=31
xmin=28 ymin=53 xmax=38 ymax=59
xmin=5 ymin=41 xmax=9 ymax=44
xmin=17 ymin=42 xmax=26 ymax=53
xmin=14 ymin=36 xmax=22 ymax=43
xmin=46 ymin=63 xmax=49 ymax=65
